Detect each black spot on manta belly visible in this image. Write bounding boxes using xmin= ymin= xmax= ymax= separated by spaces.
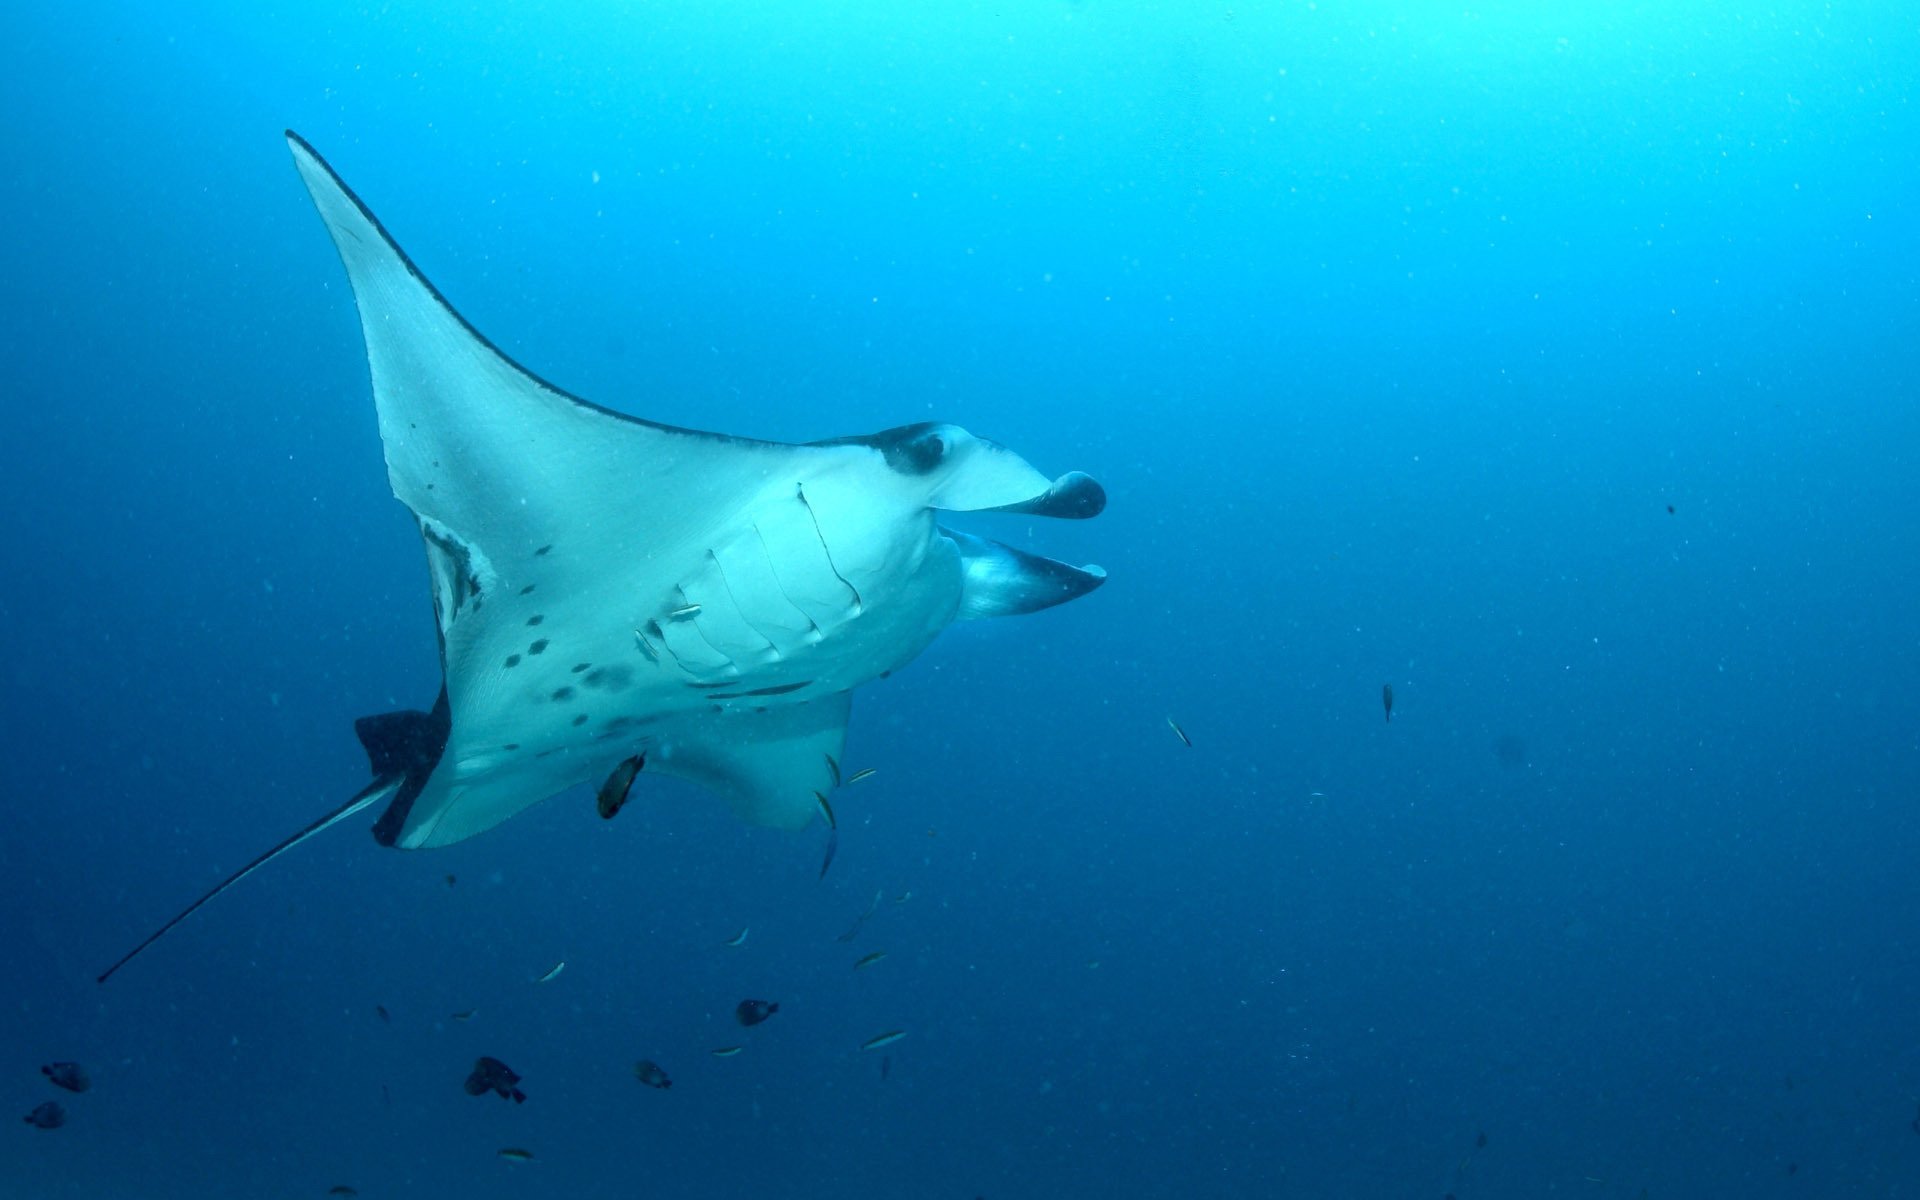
xmin=503 ymin=743 xmax=520 ymax=751
xmin=551 ymin=686 xmax=576 ymax=701
xmin=535 ymin=544 xmax=553 ymax=557
xmin=519 ymin=584 xmax=537 ymax=596
xmin=582 ymin=665 xmax=634 ymax=691
xmin=527 ymin=615 xmax=545 ymax=627
xmin=504 ymin=654 xmax=522 ymax=668
xmin=572 ymin=663 xmax=591 ymax=674
xmin=528 ymin=639 xmax=550 ymax=655
xmin=571 ymin=714 xmax=589 ymax=726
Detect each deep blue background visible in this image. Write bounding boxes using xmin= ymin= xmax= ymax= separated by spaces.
xmin=4 ymin=3 xmax=1917 ymax=1197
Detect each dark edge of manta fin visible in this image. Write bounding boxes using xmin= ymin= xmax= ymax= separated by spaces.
xmin=284 ymin=130 xmax=775 ymax=446
xmin=96 ymin=775 xmax=401 ymax=984
xmin=360 ymin=687 xmax=452 ymax=847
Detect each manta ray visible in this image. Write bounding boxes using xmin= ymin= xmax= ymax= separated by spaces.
xmin=97 ymin=132 xmax=1106 ymax=982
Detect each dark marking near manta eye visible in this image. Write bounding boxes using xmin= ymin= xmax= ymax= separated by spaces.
xmin=504 ymin=654 xmax=522 ymax=668
xmin=528 ymin=639 xmax=550 ymax=655
xmin=527 ymin=615 xmax=545 ymax=627
xmin=551 ymin=687 xmax=575 ymax=701
xmin=896 ymin=428 xmax=947 ymax=473
xmin=572 ymin=714 xmax=589 ymax=726
xmin=843 ymin=422 xmax=954 ymax=475
xmin=535 ymin=545 xmax=553 ymax=557
xmin=520 ymin=585 xmax=537 ymax=595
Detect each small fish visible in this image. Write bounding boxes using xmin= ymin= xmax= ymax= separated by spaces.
xmin=814 ymin=790 xmax=840 ymax=878
xmin=328 ymin=1188 xmax=360 ymax=1198
xmin=854 ymin=951 xmax=888 ymax=970
xmin=1475 ymin=1131 xmax=1487 ymax=1149
xmin=40 ymin=1062 xmax=89 ymax=1093
xmin=845 ymin=767 xmax=878 ymax=785
xmin=22 ymin=1101 xmax=65 ymax=1130
xmin=823 ymin=753 xmax=842 ymax=786
xmin=450 ymin=1009 xmax=477 ymax=1022
xmin=632 ymin=1060 xmax=673 ymax=1089
xmin=1666 ymin=503 xmax=1675 ymax=515
xmin=464 ymin=1056 xmax=526 ymax=1103
xmin=724 ymin=927 xmax=750 ymax=948
xmin=711 ymin=1046 xmax=744 ymax=1058
xmin=894 ymin=891 xmax=912 ymax=905
xmin=668 ymin=603 xmax=702 ymax=619
xmin=374 ymin=1004 xmax=391 ymax=1024
xmin=1382 ymin=683 xmax=1394 ymax=722
xmin=735 ymin=999 xmax=780 ymax=1026
xmin=861 ymin=1030 xmax=907 ymax=1052
xmin=497 ymin=1148 xmax=535 ymax=1163
xmin=631 ymin=628 xmax=659 ymax=661
xmin=837 ymin=890 xmax=883 ymax=942
xmin=534 ymin=960 xmax=566 ymax=984
xmin=1165 ymin=715 xmax=1192 ymax=748
xmin=595 ymin=753 xmax=645 ymax=820
xmin=444 ymin=873 xmax=457 ymax=887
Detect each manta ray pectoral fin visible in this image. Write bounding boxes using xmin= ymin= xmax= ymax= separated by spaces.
xmin=946 ymin=528 xmax=1108 ymax=620
xmin=283 ymin=132 xmax=816 ymax=648
xmin=96 ymin=776 xmax=402 ymax=984
xmin=653 ymin=694 xmax=851 ymax=830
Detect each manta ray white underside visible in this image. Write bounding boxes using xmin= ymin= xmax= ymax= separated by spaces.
xmin=98 ymin=132 xmax=1106 ymax=981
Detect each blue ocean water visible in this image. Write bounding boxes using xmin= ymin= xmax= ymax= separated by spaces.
xmin=3 ymin=2 xmax=1917 ymax=1196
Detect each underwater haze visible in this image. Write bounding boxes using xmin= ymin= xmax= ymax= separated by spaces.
xmin=4 ymin=2 xmax=1918 ymax=1197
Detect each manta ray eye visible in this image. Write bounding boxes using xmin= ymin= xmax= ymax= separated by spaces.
xmin=903 ymin=430 xmax=947 ymax=472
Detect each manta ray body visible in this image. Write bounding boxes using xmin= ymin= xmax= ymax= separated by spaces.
xmin=97 ymin=133 xmax=1106 ymax=981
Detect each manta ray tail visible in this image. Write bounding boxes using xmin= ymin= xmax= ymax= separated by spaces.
xmin=96 ymin=775 xmax=401 ymax=984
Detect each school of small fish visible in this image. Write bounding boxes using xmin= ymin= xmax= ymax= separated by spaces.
xmin=36 ymin=761 xmax=938 ymax=1182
